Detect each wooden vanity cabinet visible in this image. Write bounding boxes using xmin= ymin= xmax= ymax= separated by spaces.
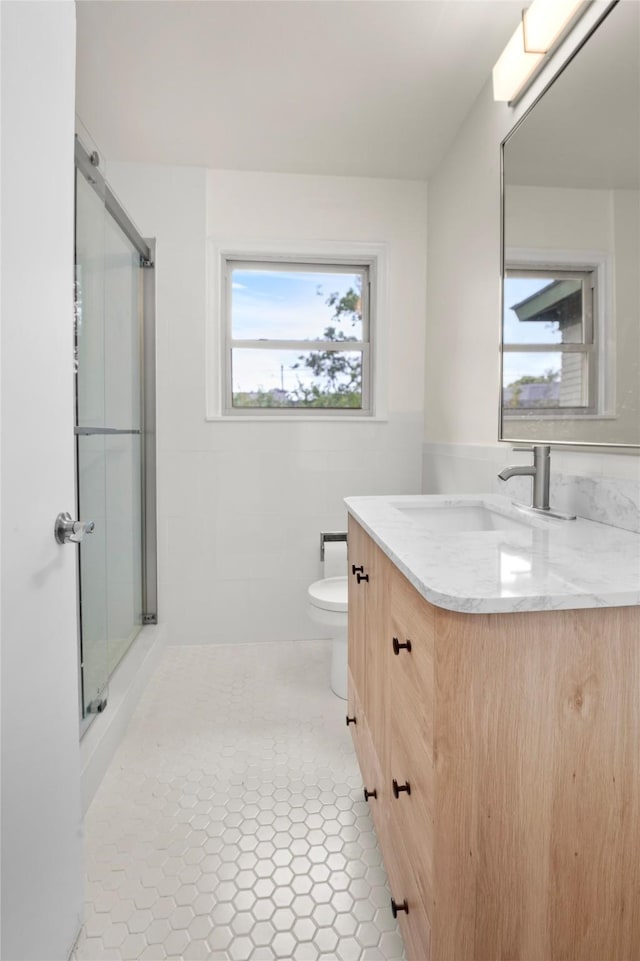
xmin=347 ymin=516 xmax=640 ymax=961
xmin=348 ymin=516 xmax=434 ymax=957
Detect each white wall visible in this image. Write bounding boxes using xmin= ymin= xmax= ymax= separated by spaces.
xmin=108 ymin=163 xmax=427 ymax=644
xmin=424 ymin=1 xmax=639 ymax=495
xmin=1 ymin=3 xmax=84 ymax=958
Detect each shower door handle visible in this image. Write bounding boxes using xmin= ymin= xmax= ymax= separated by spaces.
xmin=54 ymin=512 xmax=96 ymax=545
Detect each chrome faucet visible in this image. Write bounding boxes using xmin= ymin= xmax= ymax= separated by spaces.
xmin=498 ymin=445 xmax=551 ymax=511
xmin=498 ymin=445 xmax=575 ymax=519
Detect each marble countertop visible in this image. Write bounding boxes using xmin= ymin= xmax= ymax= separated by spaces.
xmin=345 ymin=494 xmax=640 ymax=614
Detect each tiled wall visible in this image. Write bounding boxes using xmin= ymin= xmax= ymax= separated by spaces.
xmin=423 ymin=442 xmax=640 ymax=533
xmin=108 ymin=163 xmax=427 ymax=644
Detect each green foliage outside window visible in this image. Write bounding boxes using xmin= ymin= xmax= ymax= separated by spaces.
xmin=232 ymin=280 xmax=363 ymax=409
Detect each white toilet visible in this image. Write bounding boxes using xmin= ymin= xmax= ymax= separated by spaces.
xmin=308 ymin=534 xmax=349 ymax=699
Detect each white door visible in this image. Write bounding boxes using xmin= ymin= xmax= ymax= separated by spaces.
xmin=1 ymin=3 xmax=84 ymax=958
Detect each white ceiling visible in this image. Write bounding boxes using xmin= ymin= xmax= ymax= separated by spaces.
xmin=75 ymin=0 xmax=523 ymax=180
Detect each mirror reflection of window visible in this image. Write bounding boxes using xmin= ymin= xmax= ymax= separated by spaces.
xmin=500 ymin=0 xmax=639 ymax=448
xmin=503 ymin=266 xmax=596 ymax=415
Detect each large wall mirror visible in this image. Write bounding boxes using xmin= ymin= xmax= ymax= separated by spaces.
xmin=500 ymin=1 xmax=639 ymax=449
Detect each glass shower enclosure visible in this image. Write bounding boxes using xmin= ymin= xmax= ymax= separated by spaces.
xmin=74 ymin=136 xmax=156 ymax=724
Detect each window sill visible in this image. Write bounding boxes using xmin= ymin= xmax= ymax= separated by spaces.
xmin=205 ymin=414 xmax=390 ymax=423
xmin=503 ymin=412 xmax=617 ymax=421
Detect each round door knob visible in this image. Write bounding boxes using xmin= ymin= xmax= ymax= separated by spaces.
xmin=363 ymin=787 xmax=377 ymax=801
xmin=345 ymin=715 xmax=357 ymax=726
xmin=54 ymin=512 xmax=96 ymax=545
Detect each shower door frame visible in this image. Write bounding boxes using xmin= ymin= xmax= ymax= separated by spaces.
xmin=75 ymin=137 xmax=157 ymax=732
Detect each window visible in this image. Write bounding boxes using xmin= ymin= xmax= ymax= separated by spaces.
xmin=221 ymin=255 xmax=374 ymax=415
xmin=502 ymin=265 xmax=598 ymax=415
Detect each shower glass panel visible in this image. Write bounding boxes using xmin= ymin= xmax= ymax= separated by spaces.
xmin=75 ymin=148 xmax=145 ymax=718
xmin=102 ymin=213 xmax=143 ymax=676
xmin=75 ymin=170 xmax=109 ymax=716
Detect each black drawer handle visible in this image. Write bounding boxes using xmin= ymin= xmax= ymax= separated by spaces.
xmin=363 ymin=787 xmax=377 ymax=802
xmin=352 ymin=564 xmax=364 ymax=575
xmin=346 ymin=715 xmax=357 ymax=726
xmin=392 ymin=636 xmax=412 ymax=655
xmin=392 ymin=779 xmax=411 ymax=798
xmin=391 ymin=898 xmax=409 ymax=918
xmin=356 ymin=572 xmax=369 ymax=584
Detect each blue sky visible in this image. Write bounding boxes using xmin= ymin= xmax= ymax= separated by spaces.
xmin=230 ymin=267 xmax=362 ymax=394
xmin=503 ymin=276 xmax=562 ymax=386
xmin=230 ymin=268 xmax=568 ymax=394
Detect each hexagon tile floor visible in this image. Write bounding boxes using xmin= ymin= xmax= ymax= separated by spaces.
xmin=73 ymin=640 xmax=406 ymax=961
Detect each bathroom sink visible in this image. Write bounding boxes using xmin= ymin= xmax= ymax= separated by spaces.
xmin=393 ymin=503 xmax=533 ymax=534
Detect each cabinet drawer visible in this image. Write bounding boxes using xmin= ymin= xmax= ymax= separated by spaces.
xmin=384 ymin=811 xmax=432 ymax=961
xmin=389 ymin=659 xmax=434 ymax=811
xmin=389 ymin=565 xmax=434 ymax=789
xmin=347 ymin=673 xmax=388 ymax=843
xmin=388 ymin=719 xmax=434 ymax=912
xmin=390 ymin=569 xmax=435 ymax=737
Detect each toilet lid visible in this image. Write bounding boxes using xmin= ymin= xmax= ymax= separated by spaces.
xmin=308 ymin=576 xmax=348 ymax=612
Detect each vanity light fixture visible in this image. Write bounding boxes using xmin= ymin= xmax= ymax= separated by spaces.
xmin=492 ymin=0 xmax=588 ymax=103
xmin=492 ymin=20 xmax=545 ymax=103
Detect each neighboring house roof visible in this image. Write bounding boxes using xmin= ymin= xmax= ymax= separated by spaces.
xmin=510 ymin=278 xmax=582 ymax=327
xmin=503 ymin=381 xmax=561 ymax=406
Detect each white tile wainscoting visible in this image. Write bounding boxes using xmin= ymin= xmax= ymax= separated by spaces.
xmin=160 ymin=413 xmax=424 ymax=647
xmin=73 ymin=640 xmax=405 ymax=961
xmin=106 ymin=163 xmax=427 ymax=649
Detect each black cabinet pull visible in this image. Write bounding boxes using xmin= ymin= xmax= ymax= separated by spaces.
xmin=390 ymin=898 xmax=409 ymax=918
xmin=363 ymin=787 xmax=377 ymax=801
xmin=392 ymin=779 xmax=411 ymax=798
xmin=356 ymin=572 xmax=369 ymax=584
xmin=351 ymin=564 xmax=364 ymax=575
xmin=345 ymin=715 xmax=357 ymax=726
xmin=392 ymin=636 xmax=412 ymax=655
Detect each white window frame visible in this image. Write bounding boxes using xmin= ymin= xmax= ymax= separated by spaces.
xmin=206 ymin=241 xmax=388 ymax=420
xmin=502 ymin=247 xmax=614 ymax=420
